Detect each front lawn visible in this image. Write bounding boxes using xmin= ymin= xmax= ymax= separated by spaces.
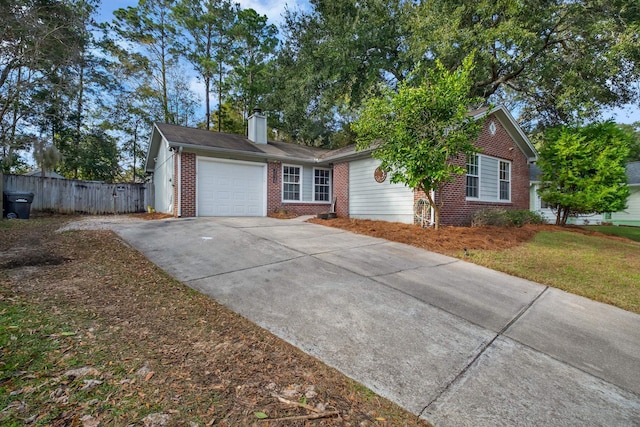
xmin=469 ymin=231 xmax=640 ymax=313
xmin=582 ymin=225 xmax=640 ymax=242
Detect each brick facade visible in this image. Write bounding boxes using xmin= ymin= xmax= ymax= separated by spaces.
xmin=178 ymin=151 xmax=197 ymax=217
xmin=266 ymin=161 xmax=282 ymax=214
xmin=333 ymin=162 xmax=349 ymax=217
xmin=435 ymin=117 xmax=530 ymax=226
xmin=266 ymin=160 xmax=332 ymax=216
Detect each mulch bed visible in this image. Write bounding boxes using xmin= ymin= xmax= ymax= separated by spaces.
xmin=307 ymin=217 xmax=629 ymax=255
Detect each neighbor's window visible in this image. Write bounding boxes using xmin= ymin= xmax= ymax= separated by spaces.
xmin=282 ymin=165 xmax=301 ymax=201
xmin=499 ymin=161 xmax=510 ymax=200
xmin=466 ymin=155 xmax=479 ymax=198
xmin=314 ymin=168 xmax=331 ymax=202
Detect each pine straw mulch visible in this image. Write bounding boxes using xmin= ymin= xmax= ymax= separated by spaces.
xmin=306 ymin=217 xmax=628 ymax=256
xmin=0 ymin=218 xmax=430 ymax=427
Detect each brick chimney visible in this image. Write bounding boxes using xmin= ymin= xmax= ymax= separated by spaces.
xmin=248 ymin=108 xmax=267 ymax=144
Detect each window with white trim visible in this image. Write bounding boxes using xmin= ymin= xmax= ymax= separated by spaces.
xmin=466 ymin=155 xmax=479 ymax=198
xmin=313 ymin=168 xmax=331 ymax=202
xmin=282 ymin=165 xmax=301 ymax=201
xmin=466 ymin=154 xmax=511 ymax=202
xmin=499 ymin=161 xmax=510 ymax=201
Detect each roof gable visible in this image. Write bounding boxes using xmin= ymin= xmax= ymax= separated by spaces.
xmin=470 ymin=105 xmax=538 ymax=161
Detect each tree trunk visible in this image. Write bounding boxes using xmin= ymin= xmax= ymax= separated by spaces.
xmin=74 ymin=58 xmax=85 ymax=179
xmin=205 ymin=76 xmax=211 ymax=130
xmin=423 ymin=186 xmax=439 ymax=230
xmin=218 ymin=61 xmax=223 ymax=132
xmin=133 ymin=120 xmax=138 ymax=182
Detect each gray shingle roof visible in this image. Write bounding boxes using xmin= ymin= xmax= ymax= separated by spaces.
xmin=155 ymin=123 xmax=264 ymax=153
xmin=627 ymin=161 xmax=640 ymax=185
xmin=530 ymin=161 xmax=640 ymax=185
xmin=154 ymin=122 xmax=330 ymax=162
xmin=530 ymin=164 xmax=542 ymax=181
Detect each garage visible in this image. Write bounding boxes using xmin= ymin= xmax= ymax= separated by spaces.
xmin=197 ymin=158 xmax=266 ymax=216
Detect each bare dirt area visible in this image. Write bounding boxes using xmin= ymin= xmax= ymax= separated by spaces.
xmin=306 ymin=217 xmax=627 ymax=255
xmin=0 ymin=217 xmax=429 ymax=426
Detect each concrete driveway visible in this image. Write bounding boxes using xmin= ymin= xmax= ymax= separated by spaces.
xmin=113 ymin=217 xmax=640 ymax=426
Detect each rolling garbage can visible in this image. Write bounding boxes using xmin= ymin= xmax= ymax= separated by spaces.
xmin=3 ymin=191 xmax=35 ymax=219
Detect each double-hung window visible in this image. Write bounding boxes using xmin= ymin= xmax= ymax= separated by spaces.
xmin=466 ymin=154 xmax=511 ymax=202
xmin=282 ymin=165 xmax=301 ymax=201
xmin=499 ymin=161 xmax=510 ymax=201
xmin=466 ymin=155 xmax=479 ymax=198
xmin=314 ymin=168 xmax=331 ymax=202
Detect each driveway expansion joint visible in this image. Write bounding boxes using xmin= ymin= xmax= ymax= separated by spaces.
xmin=184 ymin=254 xmax=308 ymax=283
xmin=418 ymin=285 xmax=550 ymax=418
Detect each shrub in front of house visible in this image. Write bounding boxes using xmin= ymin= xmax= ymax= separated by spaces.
xmin=471 ymin=208 xmax=547 ymax=227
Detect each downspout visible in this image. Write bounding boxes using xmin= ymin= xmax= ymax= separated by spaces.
xmin=177 ymin=146 xmax=182 ymax=217
xmin=429 ymin=189 xmax=436 ymax=227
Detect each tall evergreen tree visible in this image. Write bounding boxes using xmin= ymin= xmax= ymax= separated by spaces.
xmin=228 ymin=8 xmax=278 ymax=125
xmin=112 ymin=0 xmax=178 ymax=124
xmin=173 ymin=0 xmax=236 ymax=130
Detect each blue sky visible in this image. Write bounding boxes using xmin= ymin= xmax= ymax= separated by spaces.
xmin=97 ymin=0 xmax=639 ymax=125
xmin=97 ymin=0 xmax=305 ymax=25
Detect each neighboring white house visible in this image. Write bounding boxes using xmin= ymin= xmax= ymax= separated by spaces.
xmin=530 ymin=161 xmax=640 ymax=226
xmin=610 ymin=162 xmax=640 ymax=226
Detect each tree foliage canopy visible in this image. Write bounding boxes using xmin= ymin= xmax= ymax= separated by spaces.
xmin=271 ymin=0 xmax=639 ymax=139
xmin=537 ymin=122 xmax=632 ymax=225
xmin=353 ymin=56 xmax=485 ymax=229
xmin=1 ymin=0 xmax=638 ymax=183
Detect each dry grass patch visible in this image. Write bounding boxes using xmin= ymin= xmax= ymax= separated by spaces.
xmin=0 ymin=217 xmax=429 ymax=426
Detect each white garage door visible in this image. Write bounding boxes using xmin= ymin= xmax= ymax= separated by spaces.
xmin=197 ymin=158 xmax=266 ymax=216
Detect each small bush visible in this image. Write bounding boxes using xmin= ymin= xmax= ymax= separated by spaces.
xmin=471 ymin=208 xmax=547 ymax=227
xmin=471 ymin=208 xmax=510 ymax=227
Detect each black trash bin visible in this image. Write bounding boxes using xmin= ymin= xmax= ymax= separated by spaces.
xmin=3 ymin=191 xmax=35 ymax=219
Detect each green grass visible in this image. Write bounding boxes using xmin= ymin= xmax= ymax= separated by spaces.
xmin=0 ymin=294 xmax=171 ymax=426
xmin=469 ymin=231 xmax=640 ymax=313
xmin=0 ymin=301 xmax=65 ymax=424
xmin=582 ymin=225 xmax=640 ymax=242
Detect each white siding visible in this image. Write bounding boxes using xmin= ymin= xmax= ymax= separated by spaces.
xmin=153 ymin=141 xmax=174 ymax=214
xmin=611 ymin=187 xmax=640 ymax=225
xmin=349 ymin=158 xmax=414 ymax=223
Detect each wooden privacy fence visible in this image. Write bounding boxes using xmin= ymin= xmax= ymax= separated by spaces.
xmin=2 ymin=174 xmax=153 ymax=215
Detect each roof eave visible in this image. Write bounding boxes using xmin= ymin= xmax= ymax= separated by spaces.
xmin=165 ymin=141 xmax=325 ymax=164
xmin=473 ymin=105 xmax=539 ymax=162
xmin=144 ymin=123 xmax=164 ymax=172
